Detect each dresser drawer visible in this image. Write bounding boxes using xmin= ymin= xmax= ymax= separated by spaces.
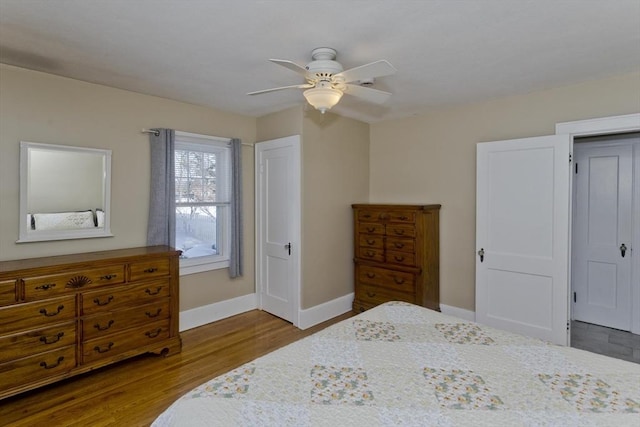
xmin=23 ymin=265 xmax=126 ymax=300
xmin=0 ymin=280 xmax=16 ymax=306
xmin=81 ymin=280 xmax=170 ymax=315
xmin=0 ymin=322 xmax=76 ymax=364
xmin=357 ymin=222 xmax=385 ymax=235
xmin=386 ymin=237 xmax=415 ymax=253
xmin=386 ymin=210 xmax=416 ymax=223
xmin=129 ymin=258 xmax=170 ymax=282
xmin=0 ymin=345 xmax=76 ymax=391
xmin=356 ymin=265 xmax=415 ymax=293
xmin=0 ymin=296 xmax=76 ymax=335
xmin=386 ymin=224 xmax=416 ymax=238
xmin=82 ymin=319 xmax=170 ymax=364
xmin=386 ymin=250 xmax=417 ymax=267
xmin=358 ymin=248 xmax=385 ymax=263
xmin=82 ymin=299 xmax=170 ymax=340
xmin=358 ymin=235 xmax=384 ymax=249
xmin=357 ymin=210 xmax=386 ymax=222
xmin=355 ymin=283 xmax=415 ymax=306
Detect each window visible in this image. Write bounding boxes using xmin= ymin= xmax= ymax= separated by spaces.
xmin=174 ymin=131 xmax=231 ymax=274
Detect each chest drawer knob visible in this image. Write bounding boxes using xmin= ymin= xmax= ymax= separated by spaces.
xmin=94 ymin=342 xmax=114 ymax=354
xmin=40 ymin=305 xmax=64 ymax=317
xmin=100 ymin=274 xmax=117 ymax=281
xmin=393 ymin=229 xmax=405 ymax=236
xmin=40 ymin=356 xmax=64 ymax=370
xmin=40 ymin=332 xmax=64 ymax=344
xmin=143 ymin=267 xmax=158 ymax=274
xmin=365 ymin=251 xmax=376 ymax=258
xmin=394 ymin=255 xmax=405 ymax=262
xmin=392 ymin=276 xmax=405 ymax=285
xmin=366 ymin=227 xmax=376 ymax=233
xmin=145 ymin=287 xmax=163 ymax=296
xmin=35 ymin=283 xmax=56 ymax=291
xmin=366 ymin=291 xmax=376 ymax=298
xmin=145 ymin=308 xmax=162 ymax=318
xmin=93 ymin=295 xmax=114 ymax=306
xmin=393 ymin=242 xmax=405 ymax=249
xmin=145 ymin=328 xmax=162 ymax=338
xmin=94 ymin=320 xmax=115 ymax=331
xmin=366 ymin=239 xmax=376 ymax=245
xmin=366 ymin=273 xmax=376 ymax=279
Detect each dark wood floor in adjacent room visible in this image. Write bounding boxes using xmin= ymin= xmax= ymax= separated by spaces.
xmin=0 ymin=310 xmax=355 ymax=427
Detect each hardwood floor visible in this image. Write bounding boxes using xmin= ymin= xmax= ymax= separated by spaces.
xmin=571 ymin=320 xmax=640 ymax=364
xmin=0 ymin=310 xmax=355 ymax=427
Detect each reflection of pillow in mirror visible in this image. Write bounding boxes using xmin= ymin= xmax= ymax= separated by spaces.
xmin=96 ymin=209 xmax=104 ymax=228
xmin=33 ymin=211 xmax=96 ymax=230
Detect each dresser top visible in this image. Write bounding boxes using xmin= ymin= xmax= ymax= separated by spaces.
xmin=0 ymin=246 xmax=179 ymax=275
xmin=352 ymin=204 xmax=441 ymax=210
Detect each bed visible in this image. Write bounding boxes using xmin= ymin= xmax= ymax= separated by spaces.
xmin=153 ymin=302 xmax=640 ymax=426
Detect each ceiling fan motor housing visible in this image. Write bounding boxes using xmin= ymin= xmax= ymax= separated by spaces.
xmin=306 ymin=47 xmax=343 ymax=78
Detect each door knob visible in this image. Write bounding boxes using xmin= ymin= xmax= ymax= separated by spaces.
xmin=285 ymin=242 xmax=291 ymax=256
xmin=477 ymin=248 xmax=485 ymax=263
xmin=620 ymin=243 xmax=627 ymax=258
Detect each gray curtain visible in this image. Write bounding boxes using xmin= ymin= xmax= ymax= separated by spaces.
xmin=147 ymin=129 xmax=176 ymax=248
xmin=229 ymin=138 xmax=243 ymax=278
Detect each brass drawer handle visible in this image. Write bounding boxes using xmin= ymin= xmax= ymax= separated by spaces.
xmin=145 ymin=308 xmax=162 ymax=318
xmin=143 ymin=267 xmax=158 ymax=273
xmin=40 ymin=356 xmax=64 ymax=369
xmin=366 ymin=239 xmax=376 ymax=245
xmin=365 ymin=251 xmax=376 ymax=257
xmin=392 ymin=276 xmax=405 ymax=285
xmin=366 ymin=227 xmax=376 ymax=233
xmin=394 ymin=242 xmax=405 ymax=249
xmin=366 ymin=291 xmax=376 ymax=298
xmin=93 ymin=295 xmax=114 ymax=306
xmin=362 ymin=214 xmax=372 ymax=219
xmin=40 ymin=332 xmax=64 ymax=344
xmin=394 ymin=255 xmax=405 ymax=262
xmin=94 ymin=342 xmax=114 ymax=354
xmin=145 ymin=328 xmax=162 ymax=338
xmin=145 ymin=287 xmax=162 ymax=296
xmin=35 ymin=283 xmax=56 ymax=291
xmin=40 ymin=305 xmax=64 ymax=317
xmin=100 ymin=274 xmax=117 ymax=280
xmin=399 ymin=216 xmax=408 ymax=220
xmin=393 ymin=229 xmax=405 ymax=235
xmin=94 ymin=320 xmax=114 ymax=331
xmin=366 ymin=272 xmax=376 ymax=279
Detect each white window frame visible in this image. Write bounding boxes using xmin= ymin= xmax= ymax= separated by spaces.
xmin=174 ymin=131 xmax=232 ymax=276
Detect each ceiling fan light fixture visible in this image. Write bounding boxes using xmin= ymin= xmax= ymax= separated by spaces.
xmin=303 ymin=86 xmax=343 ymax=114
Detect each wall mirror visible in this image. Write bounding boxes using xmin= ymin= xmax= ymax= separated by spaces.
xmin=18 ymin=141 xmax=113 ymax=242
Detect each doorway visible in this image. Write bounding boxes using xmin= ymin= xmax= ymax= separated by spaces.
xmin=571 ymin=133 xmax=640 ymax=332
xmin=255 ymin=135 xmax=301 ymax=326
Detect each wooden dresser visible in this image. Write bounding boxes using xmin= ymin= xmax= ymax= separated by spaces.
xmin=0 ymin=246 xmax=181 ymax=399
xmin=352 ymin=204 xmax=440 ymax=312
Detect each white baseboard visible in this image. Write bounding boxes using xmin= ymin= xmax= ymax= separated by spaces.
xmin=297 ymin=293 xmax=354 ymax=330
xmin=440 ymin=304 xmax=476 ymax=322
xmin=179 ymin=293 xmax=258 ymax=332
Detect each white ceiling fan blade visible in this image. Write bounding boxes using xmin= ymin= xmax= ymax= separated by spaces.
xmin=269 ymin=59 xmax=314 ymax=80
xmin=335 ymin=60 xmax=396 ymax=83
xmin=248 ymin=83 xmax=314 ymax=96
xmin=342 ymin=84 xmax=392 ymax=104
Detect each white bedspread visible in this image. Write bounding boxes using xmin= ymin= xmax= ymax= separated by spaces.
xmin=153 ymin=302 xmax=640 ymax=426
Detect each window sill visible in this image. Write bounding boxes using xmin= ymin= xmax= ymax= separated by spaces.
xmin=179 ymin=258 xmax=229 ymax=276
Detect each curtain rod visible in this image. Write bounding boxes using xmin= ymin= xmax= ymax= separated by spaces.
xmin=141 ymin=129 xmax=254 ymax=146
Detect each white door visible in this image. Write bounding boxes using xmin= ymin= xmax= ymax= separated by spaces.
xmin=255 ymin=136 xmax=301 ymax=324
xmin=476 ymin=135 xmax=571 ymax=345
xmin=572 ymin=143 xmax=633 ymax=330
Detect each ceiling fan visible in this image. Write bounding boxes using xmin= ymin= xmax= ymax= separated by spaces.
xmin=248 ymin=47 xmax=397 ymax=113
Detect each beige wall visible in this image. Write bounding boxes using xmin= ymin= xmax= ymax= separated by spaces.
xmin=0 ymin=64 xmax=257 ymax=311
xmin=370 ymin=71 xmax=640 ymax=311
xmin=256 ymin=107 xmax=370 ymax=309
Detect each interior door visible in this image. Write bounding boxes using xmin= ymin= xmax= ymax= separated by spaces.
xmin=476 ymin=135 xmax=571 ymax=345
xmin=572 ymin=143 xmax=633 ymax=330
xmin=255 ymin=136 xmax=301 ymax=324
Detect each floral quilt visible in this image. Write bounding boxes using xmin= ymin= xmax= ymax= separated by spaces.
xmin=153 ymin=302 xmax=640 ymax=426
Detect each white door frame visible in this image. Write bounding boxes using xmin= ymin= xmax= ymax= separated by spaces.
xmin=556 ymin=113 xmax=640 ymax=334
xmin=255 ymin=135 xmax=302 ymax=327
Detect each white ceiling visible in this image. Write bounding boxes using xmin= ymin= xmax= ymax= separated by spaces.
xmin=1 ymin=0 xmax=639 ymax=123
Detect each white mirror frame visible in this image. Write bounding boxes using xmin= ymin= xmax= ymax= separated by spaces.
xmin=17 ymin=141 xmax=113 ymax=242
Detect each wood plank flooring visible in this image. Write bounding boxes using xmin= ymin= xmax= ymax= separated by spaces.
xmin=571 ymin=320 xmax=640 ymax=364
xmin=0 ymin=310 xmax=355 ymax=427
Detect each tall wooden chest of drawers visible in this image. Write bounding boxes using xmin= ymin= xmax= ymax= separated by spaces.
xmin=352 ymin=204 xmax=440 ymax=312
xmin=0 ymin=246 xmax=181 ymax=399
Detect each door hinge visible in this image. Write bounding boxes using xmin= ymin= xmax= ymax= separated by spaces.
xmin=569 ymin=153 xmax=572 ymax=163
xmin=567 ymin=321 xmax=570 ymax=331
xmin=573 ymin=291 xmax=576 ymax=303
